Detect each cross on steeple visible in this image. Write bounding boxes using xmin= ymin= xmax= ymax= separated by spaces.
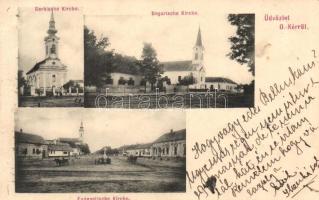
xmin=47 ymin=11 xmax=57 ymax=35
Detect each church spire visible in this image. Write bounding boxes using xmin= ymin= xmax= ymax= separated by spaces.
xmin=47 ymin=11 xmax=57 ymax=35
xmin=45 ymin=11 xmax=59 ymax=58
xmin=195 ymin=27 xmax=203 ymax=47
xmin=79 ymin=120 xmax=84 ymax=142
xmin=193 ymin=26 xmax=204 ymax=65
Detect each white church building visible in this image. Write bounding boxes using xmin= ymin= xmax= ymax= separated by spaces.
xmin=26 ymin=12 xmax=68 ymax=96
xmin=100 ymin=27 xmax=238 ymax=92
xmin=162 ymin=28 xmax=206 ymax=89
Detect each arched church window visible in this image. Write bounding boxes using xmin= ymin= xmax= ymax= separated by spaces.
xmin=195 ymin=53 xmax=198 ymax=59
xmin=51 ymin=44 xmax=56 ymax=54
xmin=52 ymin=75 xmax=56 ymax=83
xmin=46 ymin=46 xmax=48 ymax=55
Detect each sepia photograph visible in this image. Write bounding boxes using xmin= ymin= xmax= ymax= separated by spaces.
xmin=17 ymin=8 xmax=84 ymax=107
xmin=84 ymin=14 xmax=255 ymax=108
xmin=15 ymin=109 xmax=186 ymax=193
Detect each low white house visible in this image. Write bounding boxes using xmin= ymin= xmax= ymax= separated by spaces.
xmin=70 ymin=147 xmax=81 ymax=156
xmin=108 ymin=72 xmax=143 ymax=87
xmin=48 ymin=142 xmax=72 ymax=157
xmin=205 ymin=77 xmax=238 ymax=92
xmin=151 ymin=129 xmax=186 ymax=158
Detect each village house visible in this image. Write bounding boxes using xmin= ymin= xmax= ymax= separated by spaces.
xmin=205 ymin=77 xmax=238 ymax=92
xmin=119 ymin=129 xmax=186 ymax=158
xmin=63 ymin=80 xmax=84 ymax=95
xmin=47 ymin=141 xmax=72 ymax=157
xmin=108 ymin=72 xmax=143 ymax=87
xmin=16 ymin=121 xmax=87 ymax=159
xmin=25 ymin=12 xmax=68 ymax=96
xmin=151 ymin=129 xmax=186 ymax=158
xmin=15 ymin=129 xmax=48 ymax=159
xmin=56 ymin=121 xmax=86 ymax=156
xmin=120 ymin=143 xmax=152 ymax=157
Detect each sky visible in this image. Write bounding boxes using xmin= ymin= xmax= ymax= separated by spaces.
xmin=85 ymin=15 xmax=254 ymax=84
xmin=15 ymin=109 xmax=186 ymax=152
xmin=18 ymin=8 xmax=83 ymax=80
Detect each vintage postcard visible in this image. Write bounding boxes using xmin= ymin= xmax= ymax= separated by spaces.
xmin=0 ymin=1 xmax=319 ymax=200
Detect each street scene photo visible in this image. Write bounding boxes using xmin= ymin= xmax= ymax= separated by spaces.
xmin=84 ymin=14 xmax=255 ymax=108
xmin=15 ymin=109 xmax=186 ymax=193
xmin=18 ymin=8 xmax=84 ymax=107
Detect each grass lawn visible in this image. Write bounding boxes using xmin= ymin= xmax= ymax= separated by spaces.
xmin=19 ymin=96 xmax=84 ymax=107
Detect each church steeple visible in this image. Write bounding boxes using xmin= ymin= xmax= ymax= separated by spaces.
xmin=195 ymin=27 xmax=203 ymax=47
xmin=79 ymin=121 xmax=84 ymax=142
xmin=44 ymin=11 xmax=59 ymax=59
xmin=193 ymin=27 xmax=204 ymax=65
xmin=47 ymin=11 xmax=57 ymax=35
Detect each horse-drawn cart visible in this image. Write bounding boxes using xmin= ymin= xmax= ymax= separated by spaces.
xmin=95 ymin=157 xmax=111 ymax=164
xmin=54 ymin=157 xmax=69 ymax=166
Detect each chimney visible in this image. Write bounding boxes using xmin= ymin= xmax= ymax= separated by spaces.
xmin=170 ymin=129 xmax=174 ymax=134
xmin=20 ymin=129 xmax=23 ymax=133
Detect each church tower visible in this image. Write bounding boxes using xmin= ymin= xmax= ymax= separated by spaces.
xmin=192 ymin=27 xmax=204 ymax=65
xmin=44 ymin=11 xmax=59 ymax=59
xmin=79 ymin=121 xmax=84 ymax=142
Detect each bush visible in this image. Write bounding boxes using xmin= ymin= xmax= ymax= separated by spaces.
xmin=105 ymin=77 xmax=114 ymax=85
xmin=178 ymin=75 xmax=194 ymax=86
xmin=127 ymin=78 xmax=135 ymax=86
xmin=118 ymin=77 xmax=127 ymax=85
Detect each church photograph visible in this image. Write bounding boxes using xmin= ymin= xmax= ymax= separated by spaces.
xmin=18 ymin=8 xmax=84 ymax=107
xmin=15 ymin=109 xmax=186 ymax=193
xmin=84 ymin=14 xmax=255 ymax=108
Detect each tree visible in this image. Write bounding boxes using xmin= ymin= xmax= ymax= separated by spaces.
xmin=227 ymin=14 xmax=255 ymax=76
xmin=178 ymin=75 xmax=195 ymax=86
xmin=79 ymin=143 xmax=91 ymax=154
xmin=18 ymin=70 xmax=27 ymax=89
xmin=84 ymin=26 xmax=113 ymax=87
xmin=140 ymin=43 xmax=163 ymax=90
